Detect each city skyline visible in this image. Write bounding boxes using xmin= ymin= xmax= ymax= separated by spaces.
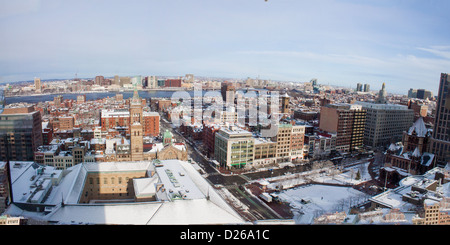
xmin=1 ymin=0 xmax=450 ymax=95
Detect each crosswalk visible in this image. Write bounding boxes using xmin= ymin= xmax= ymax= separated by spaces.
xmin=239 ymin=174 xmax=252 ymax=182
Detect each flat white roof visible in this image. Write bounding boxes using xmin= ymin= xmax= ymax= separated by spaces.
xmin=44 ymin=199 xmax=245 ymax=225
xmin=154 ymin=160 xmax=204 ymax=201
xmin=5 ymin=160 xmax=245 ymax=225
xmin=355 ymin=101 xmax=410 ymax=110
xmin=101 ymin=109 xmax=129 ymax=118
xmin=83 ymin=161 xmax=152 ymax=173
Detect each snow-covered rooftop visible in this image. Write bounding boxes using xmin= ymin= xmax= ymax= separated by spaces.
xmin=370 ymin=167 xmax=449 ymax=211
xmin=408 ymin=117 xmax=428 ymax=137
xmin=5 ymin=160 xmax=245 ymax=225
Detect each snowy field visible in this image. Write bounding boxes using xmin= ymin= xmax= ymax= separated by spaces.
xmin=270 ymin=162 xmax=372 ymax=222
xmin=263 ymin=161 xmax=372 ymax=189
xmin=278 ymin=184 xmax=369 ymax=220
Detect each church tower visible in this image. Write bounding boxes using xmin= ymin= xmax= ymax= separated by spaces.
xmin=130 ymin=88 xmax=144 ymax=161
xmin=281 ymin=92 xmax=290 ymax=114
xmin=130 ymin=89 xmax=143 ymax=124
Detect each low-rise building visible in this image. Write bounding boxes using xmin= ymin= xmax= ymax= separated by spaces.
xmin=253 ymin=138 xmax=277 ymax=168
xmin=369 ymin=167 xmax=450 ymax=215
xmin=3 ymin=160 xmax=245 ymax=225
xmin=214 ymin=126 xmax=254 ymax=169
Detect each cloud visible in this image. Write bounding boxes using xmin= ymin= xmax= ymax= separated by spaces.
xmin=236 ymin=48 xmax=450 ymax=94
xmin=416 ymin=46 xmax=450 ymax=60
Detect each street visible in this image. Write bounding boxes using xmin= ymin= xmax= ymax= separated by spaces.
xmin=159 ymin=117 xmax=374 ymax=222
xmin=160 ymin=118 xmax=286 ymax=221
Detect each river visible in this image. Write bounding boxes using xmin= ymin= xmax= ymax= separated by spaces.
xmin=4 ymin=90 xmax=202 ymax=104
xmin=4 ymin=88 xmax=268 ymax=105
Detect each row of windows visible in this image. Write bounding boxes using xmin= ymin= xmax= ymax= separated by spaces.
xmin=89 ymin=177 xmax=130 ymax=185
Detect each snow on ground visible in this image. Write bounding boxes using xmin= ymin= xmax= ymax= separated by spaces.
xmin=318 ymin=161 xmax=372 ymax=185
xmin=278 ymin=184 xmax=369 ymax=219
xmin=263 ymin=161 xmax=372 ymax=189
xmin=269 ymin=162 xmax=372 ymax=222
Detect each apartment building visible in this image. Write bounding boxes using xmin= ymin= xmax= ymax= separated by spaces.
xmin=253 ymin=138 xmax=277 ymax=167
xmin=101 ymin=109 xmax=160 ymax=137
xmin=273 ymin=123 xmax=292 ymax=163
xmin=34 ymin=139 xmax=87 ymax=170
xmin=319 ymin=103 xmax=366 ymax=152
xmin=421 ymin=197 xmax=450 ymax=225
xmin=202 ymin=124 xmax=221 ymax=157
xmin=59 ymin=116 xmax=74 ymax=131
xmin=304 ymin=132 xmax=337 ymax=159
xmin=291 ymin=125 xmax=306 ymax=161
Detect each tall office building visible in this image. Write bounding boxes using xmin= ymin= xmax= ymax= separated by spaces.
xmin=0 ymin=104 xmax=43 ymax=161
xmin=147 ymin=76 xmax=157 ymax=89
xmin=356 ymin=83 xmax=363 ymax=92
xmin=0 ymin=89 xmax=4 ymax=114
xmin=319 ymin=103 xmax=366 ymax=152
xmin=364 ymin=83 xmax=370 ymax=92
xmin=221 ymin=82 xmax=236 ymax=107
xmin=34 ymin=78 xmax=41 ymax=93
xmin=417 ymin=89 xmax=433 ymax=100
xmin=429 ymin=73 xmax=450 ymax=166
xmin=355 ymin=83 xmax=414 ymax=148
xmin=95 ymin=76 xmax=104 ymax=85
xmin=114 ymin=75 xmax=120 ymax=85
xmin=408 ymin=88 xmax=433 ymax=100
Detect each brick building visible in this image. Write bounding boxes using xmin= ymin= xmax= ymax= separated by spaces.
xmin=319 ymin=103 xmax=366 ymax=152
xmin=100 ymin=110 xmax=160 ymax=137
xmin=202 ymin=124 xmax=221 ymax=157
xmin=164 ymin=79 xmax=182 ymax=87
xmin=59 ymin=116 xmax=74 ymax=131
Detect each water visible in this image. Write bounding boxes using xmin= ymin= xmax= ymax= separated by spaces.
xmin=4 ymin=90 xmax=199 ymax=104
xmin=4 ymin=88 xmax=269 ymax=105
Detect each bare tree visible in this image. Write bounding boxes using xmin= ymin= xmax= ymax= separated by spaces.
xmin=358 ymin=163 xmax=368 ymax=181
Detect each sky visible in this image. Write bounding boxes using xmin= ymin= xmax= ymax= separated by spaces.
xmin=0 ymin=0 xmax=449 ymax=95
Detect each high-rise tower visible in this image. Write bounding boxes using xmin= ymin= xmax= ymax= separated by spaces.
xmin=375 ymin=83 xmax=387 ymax=104
xmin=221 ymin=82 xmax=236 ymax=107
xmin=34 ymin=78 xmax=41 ymax=93
xmin=429 ymin=73 xmax=450 ymax=166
